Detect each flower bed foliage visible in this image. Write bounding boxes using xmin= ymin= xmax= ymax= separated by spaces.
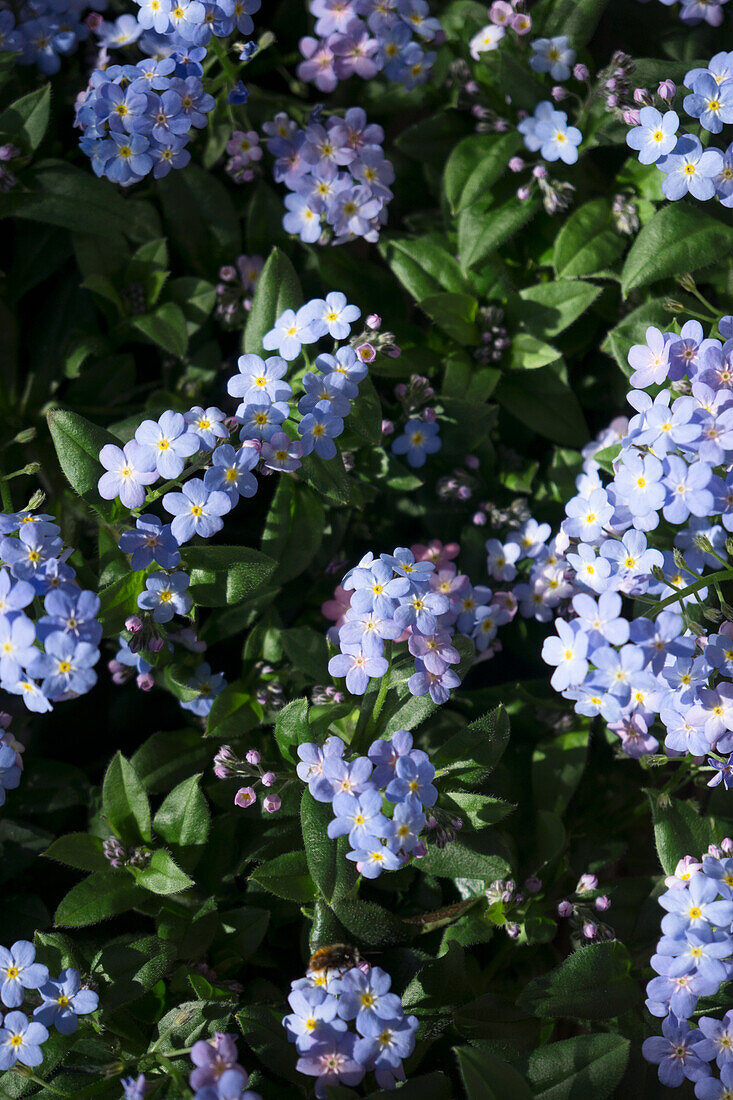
xmin=3 ymin=0 xmax=733 ymax=1097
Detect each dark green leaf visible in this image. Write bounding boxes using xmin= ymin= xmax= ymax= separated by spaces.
xmin=102 ymin=752 xmax=152 ymax=845
xmin=54 ymin=871 xmax=144 ymax=927
xmin=250 ymin=850 xmax=316 ymax=903
xmin=184 ymin=545 xmax=277 ymax=606
xmin=651 ymin=795 xmax=725 ymax=876
xmin=419 ymin=292 xmax=480 ymax=344
xmin=46 ymin=408 xmax=121 ymax=520
xmin=444 ymin=131 xmax=523 ymax=214
xmin=275 ymin=697 xmax=310 ymax=764
xmin=517 ymin=942 xmax=637 ymax=1020
xmin=243 ymin=247 xmax=302 ymax=355
xmin=506 ymin=280 xmax=602 ymax=339
xmin=532 ymin=730 xmax=589 ymax=815
xmin=496 ymin=361 xmax=588 ymax=447
xmin=135 ymin=849 xmax=194 ymax=895
xmin=0 ymin=85 xmax=51 ymax=154
xmin=553 ymin=200 xmax=625 ymax=279
xmin=455 ymin=1046 xmax=534 ymax=1100
xmin=621 ymin=205 xmax=733 ymax=296
xmin=459 ymin=196 xmax=541 ymax=270
xmin=527 ymin=1034 xmax=631 ymax=1100
xmin=153 ymin=775 xmax=210 ymax=855
xmin=43 ymin=833 xmax=108 ymax=873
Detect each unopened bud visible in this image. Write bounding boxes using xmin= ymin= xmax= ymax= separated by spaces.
xmin=557 ymin=900 xmax=573 ymax=917
xmin=573 ymin=63 xmax=589 ymax=81
xmin=263 ymin=794 xmax=281 ymax=813
xmin=583 ymin=922 xmax=598 ymax=938
xmin=125 ymin=615 xmax=143 ymax=634
xmin=12 ymin=428 xmax=36 ymax=445
xmin=245 ymin=749 xmax=261 ymax=765
xmin=261 ymin=771 xmax=276 ymax=787
xmin=366 ymin=313 xmax=381 ymax=330
xmin=595 ymin=895 xmax=611 ymax=911
xmin=657 ymin=79 xmax=676 ymax=101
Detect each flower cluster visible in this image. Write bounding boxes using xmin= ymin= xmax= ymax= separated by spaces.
xmin=635 ymin=0 xmax=729 ymax=26
xmin=539 ymin=311 xmax=733 ymax=771
xmin=297 ymin=729 xmax=435 ymax=878
xmin=0 ymin=940 xmax=98 ymax=1071
xmin=76 ymin=53 xmax=214 ymax=185
xmin=326 ymin=545 xmax=473 ymax=703
xmin=283 ymin=962 xmax=418 ymax=1095
xmin=297 ymin=0 xmax=441 ymax=94
xmin=215 ymin=254 xmax=263 ymax=326
xmin=214 ymin=744 xmax=283 ymax=814
xmin=468 ymin=1 xmax=531 ymax=61
xmin=126 ymin=0 xmax=259 ymax=46
xmin=262 ymin=109 xmax=393 ymax=245
xmin=188 ymin=1031 xmax=261 ymax=1100
xmin=642 ymin=839 xmax=733 ymax=1093
xmin=0 ymin=511 xmax=102 ymax=716
xmin=225 ymin=130 xmax=262 ymax=183
xmin=0 ymin=0 xmax=102 ymax=74
xmin=626 ymin=54 xmax=733 ymax=205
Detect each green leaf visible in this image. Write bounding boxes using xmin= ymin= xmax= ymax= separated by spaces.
xmin=458 ymin=195 xmax=541 ymax=270
xmin=43 ymin=833 xmax=108 ymax=873
xmin=243 ymin=246 xmax=302 ymax=355
xmin=102 ymin=752 xmax=152 ymax=845
xmin=301 ymin=789 xmax=342 ymax=904
xmin=455 ymin=1047 xmax=534 ymax=1100
xmin=651 ymin=795 xmax=725 ymax=876
xmin=157 ymin=163 xmax=240 ymax=273
xmin=379 ymin=235 xmax=470 ymax=299
xmin=506 ymin=280 xmax=603 ymax=339
xmin=365 ymin=1073 xmax=453 ymax=1100
xmin=443 ymin=131 xmax=523 ymax=214
xmin=433 ymin=705 xmax=510 ymax=787
xmin=153 ymin=775 xmax=210 ymax=859
xmin=442 ymin=791 xmax=514 ymax=828
xmin=532 ymin=730 xmax=589 ymax=815
xmin=279 ymin=626 xmax=329 ymax=682
xmin=417 ymin=836 xmax=510 ymax=881
xmin=250 ymin=850 xmax=316 ymax=903
xmin=205 ymin=683 xmax=260 ymax=741
xmin=553 ymin=199 xmax=626 ymax=279
xmin=508 ymin=332 xmax=561 ymax=371
xmin=334 ymin=897 xmax=411 ymax=946
xmin=262 ymin=479 xmax=325 ymax=584
xmin=396 ymin=110 xmax=471 ymax=168
xmin=184 ymin=545 xmax=277 ymax=607
xmin=517 ymin=942 xmax=637 ymax=1020
xmin=98 ymin=572 xmax=146 ymax=637
xmin=535 ymin=0 xmax=610 ymax=44
xmin=135 ymin=849 xmax=194 ymax=895
xmin=275 ymin=697 xmax=310 ymax=764
xmin=527 ymin=1034 xmax=630 ymax=1100
xmin=621 ymin=205 xmax=733 ymax=296
xmin=418 ymin=292 xmax=480 ymax=344
xmin=131 ymin=301 xmax=188 ymax=358
xmin=0 ymin=85 xmax=51 ymax=154
xmin=495 ymin=361 xmax=588 ymax=447
xmin=46 ymin=408 xmax=121 ymax=520
xmin=54 ymin=871 xmax=144 ymax=927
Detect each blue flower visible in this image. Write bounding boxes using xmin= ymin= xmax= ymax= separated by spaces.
xmin=298 ymin=408 xmax=344 ymax=460
xmin=385 ymin=755 xmax=437 ymax=807
xmin=137 ymin=571 xmax=192 ymax=623
xmin=29 ymin=633 xmax=99 ymax=701
xmin=37 ymin=589 xmax=102 ymax=646
xmin=0 ymin=743 xmax=21 ymax=806
xmin=0 ymin=614 xmax=37 ymax=682
xmin=228 ymin=354 xmax=292 ymax=405
xmin=203 ymin=444 xmax=259 ymax=501
xmin=529 ymin=35 xmax=575 ymax=81
xmin=184 ymin=406 xmax=229 ymax=451
xmin=118 ymin=515 xmax=182 ymax=571
xmin=298 ymin=292 xmax=361 ymax=341
xmin=0 ymin=942 xmax=49 ymax=1009
xmin=180 ymin=662 xmax=226 ymax=717
xmin=327 ymin=789 xmax=390 ymax=847
xmin=33 ymin=969 xmax=99 ymax=1034
xmin=227 ymin=80 xmax=249 ymax=105
xmin=162 ymin=478 xmax=232 ymax=543
xmin=262 ymin=308 xmax=319 ymax=362
xmin=391 ymin=418 xmax=441 ymax=468
xmin=0 ymin=1011 xmax=49 ymax=1070
xmin=1 ymin=525 xmax=63 ymax=581
xmin=298 ymin=373 xmax=351 ymax=418
xmin=627 ymin=107 xmax=680 ymax=164
xmin=535 ymin=113 xmax=583 ymax=164
xmin=684 ymin=72 xmax=733 ymax=134
xmin=642 ymin=1012 xmax=709 ymax=1087
xmin=657 ymin=134 xmax=724 ymax=201
xmin=283 ymin=986 xmax=347 ymax=1052
xmin=335 ymin=967 xmax=402 ymax=1033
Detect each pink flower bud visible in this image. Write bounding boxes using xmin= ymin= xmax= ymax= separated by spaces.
xmin=465 ymin=455 xmax=480 ymax=470
xmin=245 ymin=749 xmax=261 ymax=765
xmin=423 ymin=408 xmax=437 ymax=423
xmin=557 ymin=900 xmax=573 ymax=917
xmin=595 ymin=895 xmax=611 ymax=911
xmin=551 ymin=86 xmax=566 ymax=102
xmin=582 ymin=922 xmax=598 ymax=938
xmin=261 ymin=771 xmax=276 ymax=787
xmin=577 ymin=873 xmax=598 ymax=893
xmin=525 ymin=876 xmax=542 ymax=893
xmin=384 ymin=344 xmax=401 ymax=359
xmin=381 ymin=419 xmax=395 ymax=436
xmin=723 ymin=837 xmax=733 ymax=854
xmin=413 ymin=841 xmax=427 ymax=858
xmin=366 ymin=313 xmax=381 ymax=330
xmin=506 ymin=922 xmax=520 ymax=938
xmin=263 ymin=794 xmax=281 ymax=813
xmin=573 ymin=63 xmax=589 ymax=81
xmin=148 ymin=637 xmax=164 ymax=653
xmin=125 ymin=615 xmax=143 ymax=633
xmin=606 ymin=93 xmax=619 ymax=108
xmin=85 ymin=11 xmax=103 ymax=29
xmin=395 ymin=383 xmax=407 ymax=399
xmin=234 ymin=786 xmax=256 ymax=808
xmin=464 ymin=80 xmax=479 ymax=95
xmin=657 ymin=79 xmax=676 ymax=101
xmin=517 ymin=185 xmax=532 ymax=201
xmin=472 ymin=512 xmax=487 ymax=526
xmin=219 ymin=265 xmax=237 ymax=281
xmin=508 ymin=156 xmax=524 ymax=173
xmin=633 ymin=87 xmax=650 ymax=105
xmin=136 ymin=672 xmax=154 ymax=692
xmin=623 ymin=108 xmax=641 ymax=126
xmin=532 ymin=164 xmax=548 ymax=179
